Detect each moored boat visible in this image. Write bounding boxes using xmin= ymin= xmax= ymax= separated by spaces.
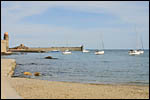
xmin=82 ymin=49 xmax=89 ymax=53
xmin=128 ymin=26 xmax=144 ymax=55
xmin=62 ymin=50 xmax=72 ymax=55
xmin=95 ymin=33 xmax=105 ymax=55
xmin=95 ymin=50 xmax=104 ymax=55
xmin=128 ymin=50 xmax=140 ymax=55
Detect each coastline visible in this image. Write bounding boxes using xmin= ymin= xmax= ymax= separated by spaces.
xmin=1 ymin=59 xmax=149 ymax=99
xmin=1 ymin=59 xmax=22 ymax=99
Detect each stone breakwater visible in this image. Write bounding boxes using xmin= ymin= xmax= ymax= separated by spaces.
xmin=9 ymin=44 xmax=83 ymax=52
xmin=1 ymin=59 xmax=22 ymax=99
xmin=9 ymin=47 xmax=83 ymax=52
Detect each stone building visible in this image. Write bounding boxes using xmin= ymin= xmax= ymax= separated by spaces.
xmin=1 ymin=40 xmax=7 ymax=53
xmin=1 ymin=32 xmax=9 ymax=53
xmin=4 ymin=32 xmax=9 ymax=50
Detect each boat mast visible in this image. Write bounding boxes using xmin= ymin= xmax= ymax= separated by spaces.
xmin=99 ymin=33 xmax=102 ymax=50
xmin=140 ymin=35 xmax=144 ymax=50
xmin=135 ymin=26 xmax=139 ymax=50
xmin=101 ymin=33 xmax=104 ymax=50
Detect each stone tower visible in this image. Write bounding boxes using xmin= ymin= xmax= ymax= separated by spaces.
xmin=4 ymin=32 xmax=9 ymax=50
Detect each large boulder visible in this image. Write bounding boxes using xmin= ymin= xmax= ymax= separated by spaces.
xmin=24 ymin=72 xmax=32 ymax=76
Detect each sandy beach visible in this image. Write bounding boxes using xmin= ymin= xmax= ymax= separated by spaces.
xmin=9 ymin=78 xmax=149 ymax=99
xmin=1 ymin=59 xmax=149 ymax=99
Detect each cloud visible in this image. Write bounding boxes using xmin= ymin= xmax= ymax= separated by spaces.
xmin=1 ymin=1 xmax=149 ymax=49
xmin=2 ymin=1 xmax=149 ymax=24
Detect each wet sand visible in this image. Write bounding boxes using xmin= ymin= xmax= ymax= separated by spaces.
xmin=9 ymin=77 xmax=149 ymax=99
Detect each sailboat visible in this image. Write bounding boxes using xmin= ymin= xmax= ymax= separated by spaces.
xmin=62 ymin=41 xmax=72 ymax=55
xmin=138 ymin=35 xmax=144 ymax=54
xmin=128 ymin=50 xmax=141 ymax=55
xmin=128 ymin=26 xmax=144 ymax=55
xmin=95 ymin=33 xmax=104 ymax=55
xmin=62 ymin=49 xmax=72 ymax=55
xmin=82 ymin=49 xmax=89 ymax=53
xmin=51 ymin=50 xmax=60 ymax=52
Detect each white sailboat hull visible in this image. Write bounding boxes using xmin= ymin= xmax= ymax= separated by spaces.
xmin=62 ymin=51 xmax=72 ymax=55
xmin=129 ymin=52 xmax=140 ymax=55
xmin=95 ymin=51 xmax=104 ymax=55
xmin=139 ymin=50 xmax=144 ymax=54
xmin=82 ymin=50 xmax=89 ymax=53
xmin=51 ymin=50 xmax=60 ymax=52
xmin=128 ymin=50 xmax=141 ymax=55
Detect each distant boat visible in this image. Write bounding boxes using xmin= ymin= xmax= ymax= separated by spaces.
xmin=51 ymin=50 xmax=60 ymax=52
xmin=95 ymin=50 xmax=104 ymax=55
xmin=128 ymin=49 xmax=144 ymax=55
xmin=128 ymin=50 xmax=140 ymax=55
xmin=95 ymin=33 xmax=104 ymax=55
xmin=82 ymin=49 xmax=89 ymax=53
xmin=62 ymin=50 xmax=72 ymax=55
xmin=128 ymin=26 xmax=144 ymax=55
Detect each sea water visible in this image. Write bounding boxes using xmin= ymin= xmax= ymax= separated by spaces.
xmin=2 ymin=50 xmax=149 ymax=85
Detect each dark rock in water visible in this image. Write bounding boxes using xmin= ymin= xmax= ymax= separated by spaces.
xmin=45 ymin=56 xmax=53 ymax=59
xmin=17 ymin=64 xmax=24 ymax=66
xmin=30 ymin=63 xmax=37 ymax=65
xmin=45 ymin=56 xmax=58 ymax=59
xmin=34 ymin=72 xmax=40 ymax=76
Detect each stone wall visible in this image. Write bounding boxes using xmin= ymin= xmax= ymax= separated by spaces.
xmin=1 ymin=40 xmax=7 ymax=53
xmin=27 ymin=46 xmax=83 ymax=51
xmin=10 ymin=45 xmax=83 ymax=52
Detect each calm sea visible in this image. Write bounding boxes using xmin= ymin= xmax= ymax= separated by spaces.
xmin=2 ymin=50 xmax=149 ymax=85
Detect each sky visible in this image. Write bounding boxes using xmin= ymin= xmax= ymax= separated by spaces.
xmin=1 ymin=1 xmax=149 ymax=49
